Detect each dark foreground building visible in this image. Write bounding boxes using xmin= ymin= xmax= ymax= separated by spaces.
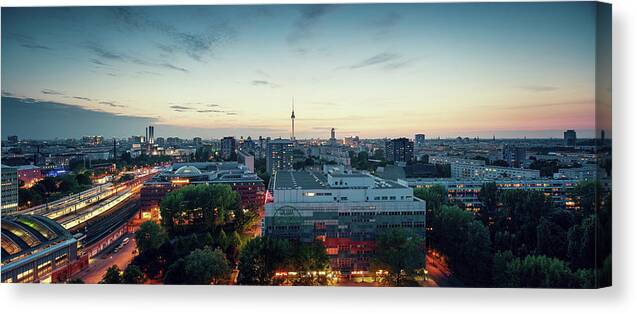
xmin=1 ymin=215 xmax=81 ymax=283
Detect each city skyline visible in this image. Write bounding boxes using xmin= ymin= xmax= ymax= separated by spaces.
xmin=2 ymin=3 xmax=602 ymax=139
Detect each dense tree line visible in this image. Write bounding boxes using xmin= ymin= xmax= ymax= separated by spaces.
xmin=105 ymin=185 xmax=261 ymax=284
xmin=237 ymin=237 xmax=330 ymax=286
xmin=414 ymin=180 xmax=611 ymax=288
xmin=18 ymin=173 xmax=93 ymax=208
xmin=371 ymin=228 xmax=426 ymax=286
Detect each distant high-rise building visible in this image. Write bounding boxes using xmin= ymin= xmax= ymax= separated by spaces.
xmin=415 ymin=134 xmax=426 ymax=147
xmin=1 ymin=164 xmax=19 ymax=213
xmin=193 ymin=137 xmax=203 ymax=146
xmin=241 ymin=136 xmax=256 ymax=153
xmin=329 ymin=128 xmax=336 ymax=146
xmin=221 ymin=137 xmax=236 ymax=160
xmin=7 ymin=135 xmax=18 ymax=145
xmin=148 ymin=126 xmax=155 ymax=144
xmin=564 ymin=130 xmax=577 ymax=146
xmin=166 ymin=137 xmax=181 ymax=146
xmin=130 ymin=135 xmax=143 ymax=144
xmin=266 ymin=139 xmax=294 ymax=174
xmin=503 ymin=145 xmax=527 ymax=168
xmin=385 ymin=138 xmax=414 ymax=163
xmin=155 ymin=137 xmax=165 ymax=146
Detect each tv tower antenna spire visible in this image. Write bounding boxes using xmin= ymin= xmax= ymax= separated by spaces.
xmin=291 ymin=97 xmax=296 ymax=141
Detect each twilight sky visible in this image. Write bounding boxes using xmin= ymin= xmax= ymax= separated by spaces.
xmin=1 ymin=3 xmax=604 ymax=140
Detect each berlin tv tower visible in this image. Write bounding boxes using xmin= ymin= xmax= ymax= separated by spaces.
xmin=291 ymin=97 xmax=296 ymax=141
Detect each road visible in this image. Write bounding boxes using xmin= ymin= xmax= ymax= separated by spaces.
xmin=424 ymin=251 xmax=452 ymax=287
xmin=73 ymin=235 xmax=137 ymax=284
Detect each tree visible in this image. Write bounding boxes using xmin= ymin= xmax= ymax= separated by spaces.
xmin=184 ymin=248 xmax=231 ymax=284
xmin=100 ymin=265 xmax=123 ymax=284
xmin=18 ymin=188 xmax=44 ymax=207
xmin=160 ymin=184 xmax=240 ymax=235
xmin=571 ymin=181 xmax=603 ymax=218
xmin=135 ymin=221 xmax=168 ymax=254
xmin=131 ymin=241 xmax=176 ymax=279
xmin=414 ymin=184 xmax=447 ymax=211
xmin=496 ymin=190 xmax=554 ymax=255
xmin=163 ymin=258 xmax=187 ymax=284
xmin=165 ymin=248 xmax=231 ymax=285
xmin=75 ymin=173 xmax=92 ymax=186
xmin=290 ymin=240 xmax=330 ymax=272
xmin=534 ymin=217 xmax=568 ymax=259
xmin=493 ymin=254 xmax=585 ymax=288
xmin=492 ymin=250 xmax=515 ymax=286
xmin=454 ymin=221 xmax=493 ymax=286
xmin=599 ymin=255 xmax=612 ymax=287
xmin=477 ymin=182 xmax=498 ymax=225
xmin=123 ymin=264 xmax=145 ymax=284
xmin=234 ymin=208 xmax=260 ymax=232
xmin=68 ymin=158 xmax=86 ymax=173
xmin=430 ymin=205 xmax=493 ymax=286
xmin=217 ymin=229 xmax=229 ymax=250
xmin=59 ymin=175 xmax=80 ymax=193
xmin=237 ymin=237 xmax=292 ymax=285
xmin=372 ymin=228 xmax=425 ymax=286
xmin=567 ymin=215 xmax=597 ymax=269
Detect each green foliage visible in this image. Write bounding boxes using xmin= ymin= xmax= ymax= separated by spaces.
xmin=75 ymin=173 xmax=92 ymax=185
xmin=123 ymin=264 xmax=145 ymax=284
xmin=218 ymin=229 xmax=229 ymax=251
xmin=18 ymin=188 xmax=44 ymax=207
xmin=350 ymin=151 xmax=375 ymax=171
xmin=430 ymin=205 xmax=492 ymax=286
xmin=477 ymin=182 xmax=498 ymax=224
xmin=160 ymin=184 xmax=240 ymax=235
xmin=372 ymin=228 xmax=425 ymax=286
xmin=130 ymin=241 xmax=175 ymax=279
xmin=599 ymin=255 xmax=612 ymax=287
xmin=493 ymin=254 xmax=589 ymax=288
xmin=237 ymin=237 xmax=330 ymax=285
xmin=18 ymin=173 xmax=92 ymax=207
xmin=535 ymin=217 xmax=568 ymax=259
xmin=414 ymin=184 xmax=448 ymax=211
xmin=237 ymin=237 xmax=292 ymax=285
xmin=571 ymin=181 xmax=604 ymax=218
xmin=135 ymin=221 xmax=168 ymax=254
xmin=68 ymin=158 xmax=86 ymax=173
xmin=165 ymin=248 xmax=231 ymax=285
xmin=496 ymin=190 xmax=554 ymax=255
xmin=567 ymin=215 xmax=597 ymax=269
xmin=254 ymin=158 xmax=270 ymax=186
xmin=528 ymin=159 xmax=561 ymax=177
xmin=100 ymin=265 xmax=123 ymax=284
xmin=233 ymin=208 xmax=260 ymax=232
xmin=290 ymin=240 xmax=330 ymax=273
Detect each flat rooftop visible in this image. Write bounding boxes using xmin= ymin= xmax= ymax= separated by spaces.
xmin=272 ymin=171 xmax=405 ymax=190
xmin=273 ymin=171 xmax=329 ymax=190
